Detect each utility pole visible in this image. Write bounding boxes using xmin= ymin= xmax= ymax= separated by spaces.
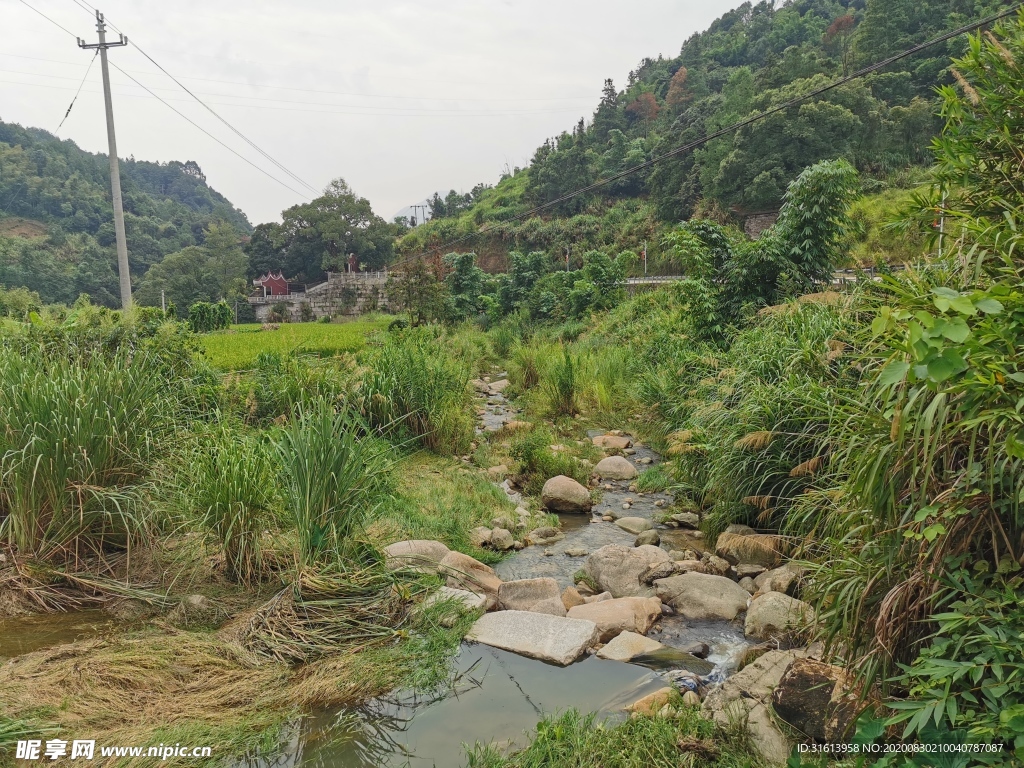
xmin=78 ymin=11 xmax=132 ymax=310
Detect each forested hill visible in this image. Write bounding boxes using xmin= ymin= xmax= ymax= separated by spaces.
xmin=399 ymin=0 xmax=1009 ymax=269
xmin=0 ymin=119 xmax=250 ymax=307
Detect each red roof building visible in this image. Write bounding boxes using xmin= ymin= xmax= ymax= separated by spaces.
xmin=253 ymin=271 xmax=289 ymax=296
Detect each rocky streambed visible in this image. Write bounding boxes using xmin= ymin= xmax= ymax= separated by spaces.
xmin=244 ymin=382 xmax=827 ymax=766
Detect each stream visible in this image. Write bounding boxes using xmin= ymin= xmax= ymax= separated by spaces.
xmin=238 ymin=379 xmax=750 ymax=766
xmin=3 ymin=380 xmax=750 ymax=767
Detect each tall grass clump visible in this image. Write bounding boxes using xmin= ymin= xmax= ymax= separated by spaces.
xmin=277 ymin=399 xmax=393 ymax=568
xmin=178 ymin=421 xmax=278 ymax=585
xmin=509 ymin=426 xmax=589 ymax=496
xmin=508 ymin=340 xmax=556 ymax=393
xmin=583 ymin=344 xmax=632 ymax=414
xmin=0 ymin=348 xmax=176 ymax=563
xmin=542 ymin=347 xmax=581 ymax=417
xmin=359 ymin=329 xmax=473 ymax=455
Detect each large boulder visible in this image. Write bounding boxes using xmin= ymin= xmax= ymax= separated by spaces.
xmin=615 ymin=516 xmax=654 ymax=535
xmin=384 ymin=540 xmax=451 ymax=573
xmin=771 ymin=659 xmax=861 ymax=743
xmin=595 ymin=631 xmax=665 ymax=662
xmin=755 ymin=563 xmax=806 ymax=595
xmin=585 ymin=544 xmax=671 ymax=598
xmin=465 ymin=610 xmax=599 ymax=666
xmin=439 ymin=551 xmax=502 ymax=605
xmin=498 ymin=577 xmax=561 ymax=611
xmin=541 ymin=476 xmax=593 ymax=513
xmin=592 ymin=434 xmax=632 ymax=450
xmin=593 ymin=455 xmax=638 ymax=481
xmin=715 ymin=532 xmax=784 ymax=568
xmin=744 ymin=591 xmax=816 ymax=640
xmin=567 ymin=596 xmax=662 ymax=642
xmin=702 ymin=649 xmax=802 ymax=763
xmin=654 ymin=572 xmax=750 ymax=621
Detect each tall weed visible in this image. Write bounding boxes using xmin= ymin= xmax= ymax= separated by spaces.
xmin=0 ymin=349 xmax=175 ymax=562
xmin=277 ymin=399 xmax=392 ymax=568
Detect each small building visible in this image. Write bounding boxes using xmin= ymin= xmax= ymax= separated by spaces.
xmin=253 ymin=271 xmax=289 ymax=296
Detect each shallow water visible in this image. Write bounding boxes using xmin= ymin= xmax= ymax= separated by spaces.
xmin=247 ymin=406 xmax=751 ymax=766
xmin=238 ymin=644 xmax=666 ymax=768
xmin=0 ymin=609 xmax=114 ymax=661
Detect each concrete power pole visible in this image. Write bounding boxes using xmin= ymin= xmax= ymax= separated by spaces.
xmin=78 ymin=11 xmax=132 ymax=310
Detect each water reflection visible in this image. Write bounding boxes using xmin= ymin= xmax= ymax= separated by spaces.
xmin=239 ymin=644 xmax=665 ymax=768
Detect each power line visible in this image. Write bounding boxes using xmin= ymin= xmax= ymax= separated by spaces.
xmin=16 ymin=0 xmax=313 ymax=200
xmin=0 ymin=66 xmax=589 ymax=114
xmin=128 ymin=40 xmax=319 ymax=195
xmin=55 ymin=49 xmax=97 ymax=134
xmin=397 ymin=1 xmax=1024 ymax=267
xmin=0 ymin=77 xmax=589 ymax=118
xmin=108 ymin=62 xmax=310 ymax=199
xmin=74 ymin=1 xmax=319 ymax=196
xmin=16 ymin=0 xmax=79 ymax=38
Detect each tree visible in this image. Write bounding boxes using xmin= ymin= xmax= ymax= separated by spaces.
xmin=625 ymin=93 xmax=660 ymax=135
xmin=824 ymin=14 xmax=856 ymax=75
xmin=387 ymin=257 xmax=448 ymax=326
xmin=665 ymin=66 xmax=692 ymax=110
xmin=275 ymin=178 xmax=394 ymax=282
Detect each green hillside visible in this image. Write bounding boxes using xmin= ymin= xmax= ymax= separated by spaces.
xmin=0 ymin=120 xmax=251 ymax=307
xmin=399 ymin=0 xmax=1007 ymax=269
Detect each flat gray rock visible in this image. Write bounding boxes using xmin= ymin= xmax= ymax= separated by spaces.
xmin=424 ymin=586 xmax=489 ymax=611
xmin=466 ymin=610 xmax=599 ymax=666
xmin=595 ymin=630 xmax=664 ymax=661
xmin=654 ymin=572 xmax=751 ymax=621
xmin=615 ymin=516 xmax=654 ymax=535
xmin=498 ymin=577 xmax=561 ymax=611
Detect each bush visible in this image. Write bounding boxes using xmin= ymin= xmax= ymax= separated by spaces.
xmin=542 ymin=347 xmax=581 ymax=417
xmin=358 ymin=329 xmax=473 ymax=455
xmin=0 ymin=348 xmax=176 ymax=562
xmin=509 ymin=427 xmax=588 ymax=497
xmin=188 ymin=300 xmax=232 ymax=332
xmin=178 ymin=421 xmax=278 ymax=584
xmin=277 ymin=399 xmax=393 ymax=568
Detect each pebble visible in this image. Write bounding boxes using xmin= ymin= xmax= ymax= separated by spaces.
xmin=602 ymin=515 xmax=614 ymax=521
xmin=623 ymin=448 xmax=637 ymax=456
xmin=654 ymin=500 xmax=665 ymax=507
xmin=625 ymin=497 xmax=634 ymax=503
xmin=621 ymin=503 xmax=631 ymax=510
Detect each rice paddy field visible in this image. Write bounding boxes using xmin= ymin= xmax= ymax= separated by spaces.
xmin=200 ymin=315 xmax=392 ymax=370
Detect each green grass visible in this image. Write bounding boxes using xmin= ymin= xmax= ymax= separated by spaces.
xmin=199 ymin=317 xmax=390 ymax=370
xmin=464 ymin=707 xmax=763 ymax=768
xmin=372 ymin=452 xmax=517 ymax=564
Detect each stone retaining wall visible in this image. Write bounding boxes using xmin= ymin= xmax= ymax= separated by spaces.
xmin=248 ymin=273 xmax=390 ymax=322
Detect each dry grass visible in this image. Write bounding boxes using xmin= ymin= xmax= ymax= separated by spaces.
xmin=0 ymin=631 xmax=289 ymax=760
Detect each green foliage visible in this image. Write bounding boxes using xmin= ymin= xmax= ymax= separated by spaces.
xmin=199 ymin=317 xmax=383 ymax=370
xmin=542 ymin=347 xmax=581 ymax=417
xmin=509 ymin=426 xmax=589 ymax=497
xmin=926 ymin=9 xmax=1024 ymax=277
xmin=884 ymin=568 xmax=1024 ymax=761
xmin=135 ymin=220 xmax=249 ymax=312
xmin=187 ymin=300 xmax=232 ymax=332
xmin=0 ymin=347 xmax=176 ymax=561
xmin=178 ymin=421 xmax=278 ymax=584
xmin=0 ymin=121 xmax=250 ymax=306
xmin=276 ymin=398 xmax=392 ymax=568
xmin=465 ymin=707 xmax=762 ymax=768
xmin=358 ymin=328 xmax=473 ymax=455
xmin=245 ymin=178 xmax=397 ymax=283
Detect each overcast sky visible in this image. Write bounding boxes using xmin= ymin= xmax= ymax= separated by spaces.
xmin=2 ymin=0 xmax=742 ymax=225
